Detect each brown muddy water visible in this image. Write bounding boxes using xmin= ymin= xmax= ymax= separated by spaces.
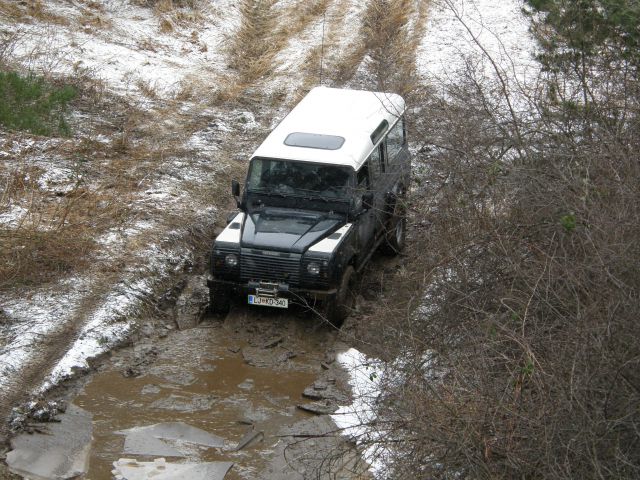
xmin=73 ymin=307 xmax=342 ymax=479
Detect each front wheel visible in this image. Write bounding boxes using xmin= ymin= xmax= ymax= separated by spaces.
xmin=324 ymin=266 xmax=356 ymax=327
xmin=209 ymin=284 xmax=231 ymax=315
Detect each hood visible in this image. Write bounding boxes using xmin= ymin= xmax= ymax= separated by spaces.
xmin=241 ymin=208 xmax=342 ymax=253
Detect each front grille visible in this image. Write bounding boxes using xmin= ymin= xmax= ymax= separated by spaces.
xmin=241 ymin=249 xmax=301 ymax=286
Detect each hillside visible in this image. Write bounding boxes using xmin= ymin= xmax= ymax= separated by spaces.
xmin=1 ymin=0 xmax=639 ymax=478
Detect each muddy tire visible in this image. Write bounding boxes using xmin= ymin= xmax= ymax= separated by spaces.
xmin=324 ymin=266 xmax=356 ymax=327
xmin=209 ymin=285 xmax=231 ymax=315
xmin=380 ymin=210 xmax=407 ymax=256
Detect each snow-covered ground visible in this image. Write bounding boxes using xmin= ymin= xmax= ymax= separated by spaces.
xmin=418 ymin=0 xmax=538 ymax=106
xmin=0 ymin=0 xmax=245 ymax=405
xmin=332 ymin=348 xmax=387 ymax=475
xmin=4 ymin=0 xmax=237 ymax=98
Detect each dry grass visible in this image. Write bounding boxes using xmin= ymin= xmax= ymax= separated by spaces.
xmin=136 ymin=38 xmax=159 ymax=52
xmin=0 ymin=72 xmax=198 ymax=289
xmin=291 ymin=0 xmax=359 ymax=97
xmin=135 ymin=78 xmax=159 ymax=100
xmin=172 ymin=72 xmax=216 ymax=102
xmin=0 ymin=0 xmax=69 ymax=25
xmin=0 ymin=0 xmax=23 ymax=20
xmin=361 ymin=0 xmax=424 ymax=96
xmin=326 ymin=0 xmax=427 ymax=95
xmin=0 ymin=161 xmax=131 ymax=288
xmin=79 ymin=9 xmax=112 ymax=30
xmin=275 ymin=0 xmax=332 ymax=41
xmin=226 ymin=0 xmax=279 ymax=86
xmin=154 ymin=0 xmax=203 ymax=30
xmin=132 ymin=0 xmax=200 ymax=8
xmin=221 ymin=0 xmax=333 ymax=102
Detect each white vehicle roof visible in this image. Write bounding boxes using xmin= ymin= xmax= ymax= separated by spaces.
xmin=251 ymin=86 xmax=406 ymax=171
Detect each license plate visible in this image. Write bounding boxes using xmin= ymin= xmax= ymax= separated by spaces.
xmin=248 ymin=295 xmax=288 ymax=309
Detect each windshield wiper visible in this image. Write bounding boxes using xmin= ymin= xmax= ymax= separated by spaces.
xmin=249 ymin=188 xmax=286 ymax=198
xmin=301 ymin=193 xmax=328 ymax=203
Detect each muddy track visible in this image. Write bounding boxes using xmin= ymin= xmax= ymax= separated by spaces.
xmin=17 ymin=251 xmax=404 ymax=479
xmin=74 ymin=301 xmax=352 ymax=479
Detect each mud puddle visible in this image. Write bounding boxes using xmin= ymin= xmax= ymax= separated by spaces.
xmin=72 ymin=306 xmax=348 ymax=479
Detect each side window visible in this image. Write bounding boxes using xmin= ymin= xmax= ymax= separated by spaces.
xmin=387 ymin=118 xmax=405 ymax=160
xmin=249 ymin=158 xmax=265 ymax=187
xmin=354 ymin=164 xmax=370 ymax=209
xmin=357 ymin=164 xmax=370 ymax=190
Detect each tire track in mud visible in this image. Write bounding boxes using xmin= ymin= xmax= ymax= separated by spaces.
xmin=0 ymin=276 xmax=119 ymax=440
xmin=320 ymin=0 xmax=429 ymax=95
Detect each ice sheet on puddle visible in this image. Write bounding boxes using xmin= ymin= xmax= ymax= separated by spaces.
xmin=116 ymin=422 xmax=225 ymax=450
xmin=6 ymin=405 xmax=92 ymax=480
xmin=112 ymin=458 xmax=233 ymax=480
xmin=122 ymin=431 xmax=183 ymax=457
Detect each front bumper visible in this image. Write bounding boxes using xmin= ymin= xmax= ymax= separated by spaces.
xmin=207 ymin=275 xmax=338 ymax=306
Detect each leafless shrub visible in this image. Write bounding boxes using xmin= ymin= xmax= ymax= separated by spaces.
xmin=0 ymin=29 xmax=23 ymax=68
xmin=355 ymin=16 xmax=640 ymax=480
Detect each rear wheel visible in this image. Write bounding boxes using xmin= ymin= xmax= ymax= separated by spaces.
xmin=324 ymin=266 xmax=356 ymax=327
xmin=209 ymin=284 xmax=231 ymax=315
xmin=380 ymin=205 xmax=407 ymax=256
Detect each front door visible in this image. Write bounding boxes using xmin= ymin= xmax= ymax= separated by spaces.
xmin=356 ymin=162 xmax=376 ymax=264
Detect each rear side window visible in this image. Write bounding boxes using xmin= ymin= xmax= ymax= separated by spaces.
xmin=387 ymin=118 xmax=405 ymax=159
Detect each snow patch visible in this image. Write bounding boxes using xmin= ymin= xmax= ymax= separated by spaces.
xmin=332 ymin=348 xmax=387 ymax=476
xmin=1 ymin=0 xmax=238 ymax=100
xmin=0 ymin=205 xmax=29 ymax=228
xmin=418 ymin=0 xmax=538 ymax=90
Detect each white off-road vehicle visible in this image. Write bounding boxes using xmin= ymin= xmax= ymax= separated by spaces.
xmin=208 ymin=87 xmax=411 ymax=324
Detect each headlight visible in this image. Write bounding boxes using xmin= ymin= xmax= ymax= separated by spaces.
xmin=225 ymin=253 xmax=239 ymax=267
xmin=307 ymin=262 xmax=320 ymax=275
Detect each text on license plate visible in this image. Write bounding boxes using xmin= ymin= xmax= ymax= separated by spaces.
xmin=248 ymin=295 xmax=288 ymax=309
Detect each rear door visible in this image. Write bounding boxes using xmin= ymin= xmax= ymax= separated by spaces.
xmin=385 ymin=117 xmax=410 ymax=189
xmin=369 ymin=143 xmax=393 ymax=237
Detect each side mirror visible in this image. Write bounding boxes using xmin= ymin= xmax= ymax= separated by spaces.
xmin=231 ymin=180 xmax=240 ymax=197
xmin=362 ymin=192 xmax=374 ymax=210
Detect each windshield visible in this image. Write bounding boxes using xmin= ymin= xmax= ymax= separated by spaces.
xmin=247 ymin=158 xmax=353 ymax=200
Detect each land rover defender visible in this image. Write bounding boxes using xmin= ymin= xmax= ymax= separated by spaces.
xmin=207 ymin=86 xmax=410 ymax=324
